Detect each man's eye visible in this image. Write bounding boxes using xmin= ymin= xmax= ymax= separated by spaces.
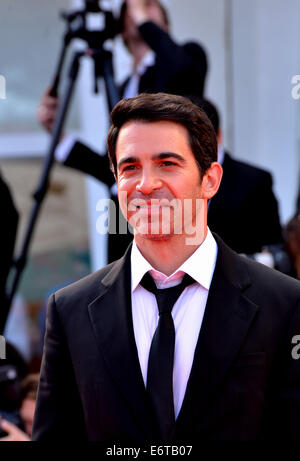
xmin=123 ymin=165 xmax=137 ymax=172
xmin=161 ymin=161 xmax=176 ymax=167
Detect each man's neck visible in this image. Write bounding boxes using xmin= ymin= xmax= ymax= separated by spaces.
xmin=134 ymin=229 xmax=208 ymax=276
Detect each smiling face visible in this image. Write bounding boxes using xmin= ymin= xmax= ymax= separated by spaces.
xmin=116 ymin=120 xmax=209 ymax=244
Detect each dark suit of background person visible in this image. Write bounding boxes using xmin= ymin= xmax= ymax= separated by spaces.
xmin=0 ymin=171 xmax=18 ymax=327
xmin=208 ymin=153 xmax=283 ymax=254
xmin=195 ymin=98 xmax=283 ymax=255
xmin=32 ymin=235 xmax=300 ymax=442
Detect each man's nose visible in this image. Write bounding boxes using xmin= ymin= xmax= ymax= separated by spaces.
xmin=135 ymin=169 xmax=162 ymax=194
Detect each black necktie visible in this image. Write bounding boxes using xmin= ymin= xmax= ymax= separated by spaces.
xmin=140 ymin=272 xmax=195 ymax=441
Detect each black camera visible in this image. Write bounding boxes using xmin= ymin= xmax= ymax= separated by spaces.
xmin=61 ymin=0 xmax=120 ymax=48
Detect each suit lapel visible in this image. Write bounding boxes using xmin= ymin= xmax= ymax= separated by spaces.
xmin=87 ymin=245 xmax=156 ymax=438
xmin=175 ymin=236 xmax=259 ymax=435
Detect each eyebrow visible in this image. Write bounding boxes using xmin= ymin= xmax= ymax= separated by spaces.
xmin=117 ymin=152 xmax=187 ymax=170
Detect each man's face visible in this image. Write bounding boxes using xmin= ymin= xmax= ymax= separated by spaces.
xmin=116 ymin=120 xmax=206 ymax=244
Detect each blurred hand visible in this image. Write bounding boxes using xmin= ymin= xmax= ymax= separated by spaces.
xmin=0 ymin=418 xmax=30 ymax=442
xmin=36 ymin=88 xmax=59 ymax=134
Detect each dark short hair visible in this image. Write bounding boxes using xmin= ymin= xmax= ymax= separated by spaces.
xmin=118 ymin=0 xmax=170 ymax=34
xmin=107 ymin=93 xmax=218 ymax=178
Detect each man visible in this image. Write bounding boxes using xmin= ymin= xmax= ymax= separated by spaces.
xmin=37 ymin=0 xmax=208 ymax=262
xmin=33 ymin=94 xmax=300 ymax=442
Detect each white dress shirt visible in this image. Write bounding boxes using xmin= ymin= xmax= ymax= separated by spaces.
xmin=131 ymin=229 xmax=218 ymax=418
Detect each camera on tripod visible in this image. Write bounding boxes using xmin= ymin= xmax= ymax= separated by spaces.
xmin=61 ymin=0 xmax=120 ymax=49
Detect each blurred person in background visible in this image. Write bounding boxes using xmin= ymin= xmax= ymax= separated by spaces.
xmin=191 ymin=98 xmax=294 ymax=274
xmin=192 ymin=98 xmax=283 ymax=256
xmin=37 ymin=0 xmax=208 ymax=262
xmin=0 ymin=373 xmax=39 ymax=441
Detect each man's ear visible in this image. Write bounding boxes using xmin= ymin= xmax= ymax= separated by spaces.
xmin=201 ymin=162 xmax=223 ymax=200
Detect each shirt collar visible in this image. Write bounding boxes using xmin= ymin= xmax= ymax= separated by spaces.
xmin=131 ymin=228 xmax=218 ymax=292
xmin=136 ymin=50 xmax=156 ymax=76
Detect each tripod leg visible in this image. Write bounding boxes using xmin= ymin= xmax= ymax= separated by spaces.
xmin=49 ymin=42 xmax=68 ymax=98
xmin=101 ymin=50 xmax=120 ymax=112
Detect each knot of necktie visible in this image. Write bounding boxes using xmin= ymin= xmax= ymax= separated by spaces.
xmin=140 ymin=272 xmax=195 ymax=315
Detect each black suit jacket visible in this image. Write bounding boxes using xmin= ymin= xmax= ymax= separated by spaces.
xmin=32 ymin=236 xmax=300 ymax=441
xmin=208 ymin=153 xmax=283 ymax=254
